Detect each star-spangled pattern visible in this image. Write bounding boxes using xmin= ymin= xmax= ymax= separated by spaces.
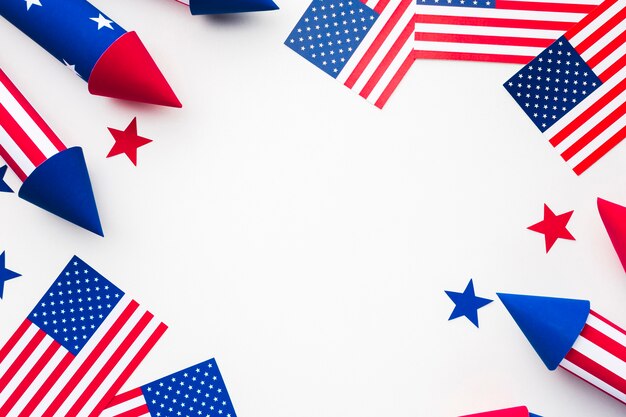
xmin=0 ymin=0 xmax=126 ymax=79
xmin=504 ymin=36 xmax=602 ymax=132
xmin=285 ymin=0 xmax=379 ymax=77
xmin=142 ymin=358 xmax=237 ymax=417
xmin=24 ymin=0 xmax=42 ymax=11
xmin=28 ymin=256 xmax=124 ymax=354
xmin=418 ymin=0 xmax=494 ymax=8
xmin=90 ymin=13 xmax=114 ymax=30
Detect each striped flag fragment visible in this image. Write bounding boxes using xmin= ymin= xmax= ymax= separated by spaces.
xmin=101 ymin=358 xmax=237 ymax=417
xmin=285 ymin=0 xmax=415 ymax=108
xmin=505 ymin=0 xmax=626 ymax=174
xmin=414 ymin=0 xmax=603 ymax=64
xmin=0 ymin=256 xmax=167 ymax=417
xmin=0 ymin=69 xmax=66 ymax=184
xmin=560 ymin=310 xmax=626 ymax=403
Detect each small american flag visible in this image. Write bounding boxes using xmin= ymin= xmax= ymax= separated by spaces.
xmin=100 ymin=358 xmax=237 ymax=417
xmin=285 ymin=0 xmax=415 ymax=108
xmin=0 ymin=256 xmax=167 ymax=417
xmin=561 ymin=310 xmax=626 ymax=403
xmin=505 ymin=0 xmax=626 ymax=174
xmin=415 ymin=0 xmax=602 ymax=64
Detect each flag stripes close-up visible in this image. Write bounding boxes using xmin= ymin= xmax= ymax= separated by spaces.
xmin=285 ymin=0 xmax=415 ymax=108
xmin=415 ymin=0 xmax=602 ymax=64
xmin=0 ymin=256 xmax=167 ymax=417
xmin=560 ymin=310 xmax=626 ymax=403
xmin=505 ymin=0 xmax=626 ymax=174
xmin=0 ymin=69 xmax=66 ymax=182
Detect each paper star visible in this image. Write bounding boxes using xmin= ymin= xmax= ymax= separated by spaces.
xmin=0 ymin=252 xmax=21 ymax=299
xmin=445 ymin=279 xmax=493 ymax=328
xmin=25 ymin=0 xmax=42 ymax=10
xmin=0 ymin=165 xmax=13 ymax=193
xmin=90 ymin=13 xmax=114 ymax=30
xmin=528 ymin=204 xmax=575 ymax=253
xmin=107 ymin=118 xmax=152 ymax=165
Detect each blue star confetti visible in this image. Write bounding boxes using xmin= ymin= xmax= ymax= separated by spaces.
xmin=0 ymin=251 xmax=21 ymax=299
xmin=0 ymin=165 xmax=13 ymax=193
xmin=445 ymin=279 xmax=493 ymax=327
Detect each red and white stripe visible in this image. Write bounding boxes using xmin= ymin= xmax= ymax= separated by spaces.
xmin=414 ymin=0 xmax=602 ymax=64
xmin=545 ymin=0 xmax=626 ymax=174
xmin=336 ymin=0 xmax=415 ymax=108
xmin=0 ymin=69 xmax=66 ymax=183
xmin=99 ymin=388 xmax=150 ymax=417
xmin=0 ymin=296 xmax=167 ymax=417
xmin=560 ymin=310 xmax=626 ymax=403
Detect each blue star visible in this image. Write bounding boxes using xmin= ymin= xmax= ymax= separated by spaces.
xmin=445 ymin=279 xmax=493 ymax=327
xmin=0 ymin=165 xmax=13 ymax=193
xmin=0 ymin=252 xmax=21 ymax=299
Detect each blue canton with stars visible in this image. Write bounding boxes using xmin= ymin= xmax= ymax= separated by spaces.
xmin=142 ymin=358 xmax=237 ymax=417
xmin=0 ymin=0 xmax=126 ymax=80
xmin=284 ymin=0 xmax=379 ymax=78
xmin=417 ymin=0 xmax=494 ymax=8
xmin=504 ymin=36 xmax=602 ymax=132
xmin=28 ymin=256 xmax=124 ymax=355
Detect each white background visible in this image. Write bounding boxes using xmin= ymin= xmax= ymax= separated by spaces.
xmin=0 ymin=1 xmax=625 ymax=416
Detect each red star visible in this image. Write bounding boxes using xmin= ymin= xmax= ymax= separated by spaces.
xmin=107 ymin=117 xmax=152 ymax=165
xmin=528 ymin=204 xmax=575 ymax=253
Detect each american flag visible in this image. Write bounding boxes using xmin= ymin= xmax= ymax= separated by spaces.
xmin=415 ymin=0 xmax=602 ymax=64
xmin=561 ymin=310 xmax=626 ymax=403
xmin=285 ymin=0 xmax=415 ymax=108
xmin=0 ymin=68 xmax=66 ymax=185
xmin=0 ymin=256 xmax=167 ymax=417
xmin=505 ymin=0 xmax=626 ymax=174
xmin=100 ymin=358 xmax=237 ymax=417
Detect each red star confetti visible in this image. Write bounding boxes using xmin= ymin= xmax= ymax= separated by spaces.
xmin=528 ymin=204 xmax=575 ymax=253
xmin=107 ymin=117 xmax=152 ymax=165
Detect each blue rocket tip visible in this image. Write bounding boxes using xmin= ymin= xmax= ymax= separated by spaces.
xmin=497 ymin=293 xmax=590 ymax=370
xmin=190 ymin=0 xmax=279 ymax=14
xmin=18 ymin=147 xmax=103 ymax=236
xmin=529 ymin=414 xmax=542 ymax=417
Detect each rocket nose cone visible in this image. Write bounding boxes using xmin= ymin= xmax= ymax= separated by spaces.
xmin=88 ymin=31 xmax=181 ymax=108
xmin=190 ymin=0 xmax=279 ymax=14
xmin=460 ymin=406 xmax=530 ymax=417
xmin=597 ymin=197 xmax=626 ymax=273
xmin=18 ymin=147 xmax=104 ymax=236
xmin=497 ymin=292 xmax=590 ymax=371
